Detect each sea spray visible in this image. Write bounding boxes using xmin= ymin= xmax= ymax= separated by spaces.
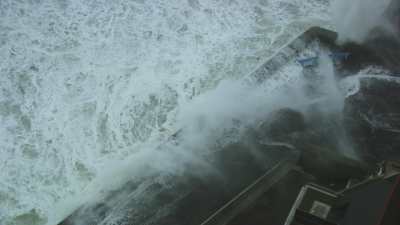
xmin=332 ymin=0 xmax=392 ymax=44
xmin=0 ymin=0 xmax=330 ymax=224
xmin=66 ymin=53 xmax=354 ymax=224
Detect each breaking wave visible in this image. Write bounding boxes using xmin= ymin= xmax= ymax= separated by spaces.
xmin=0 ymin=0 xmax=329 ymax=224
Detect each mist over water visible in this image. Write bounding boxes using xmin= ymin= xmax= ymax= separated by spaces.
xmin=67 ymin=50 xmax=353 ymax=225
xmin=0 ymin=0 xmax=331 ymax=225
xmin=332 ymin=0 xmax=393 ymax=43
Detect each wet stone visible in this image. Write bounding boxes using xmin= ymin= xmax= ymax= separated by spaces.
xmin=257 ymin=108 xmax=306 ymax=140
xmin=344 ymin=77 xmax=400 ymax=162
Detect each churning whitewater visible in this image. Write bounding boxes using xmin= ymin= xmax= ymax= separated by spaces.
xmin=0 ymin=1 xmax=330 ymax=225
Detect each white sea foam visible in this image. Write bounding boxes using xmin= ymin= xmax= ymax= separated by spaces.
xmin=0 ymin=0 xmax=330 ymax=224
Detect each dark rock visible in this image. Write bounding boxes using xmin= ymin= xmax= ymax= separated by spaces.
xmin=337 ymin=24 xmax=400 ymax=74
xmin=257 ymin=108 xmax=306 ymax=140
xmin=344 ymin=77 xmax=400 ymax=162
xmin=298 ymin=143 xmax=371 ymax=182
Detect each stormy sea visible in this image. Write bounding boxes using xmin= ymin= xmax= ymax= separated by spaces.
xmin=1 ymin=0 xmax=399 ymax=225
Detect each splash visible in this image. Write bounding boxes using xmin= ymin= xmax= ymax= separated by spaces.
xmin=0 ymin=0 xmax=330 ymax=224
xmin=332 ymin=0 xmax=393 ymax=44
xmin=64 ymin=49 xmax=354 ymax=224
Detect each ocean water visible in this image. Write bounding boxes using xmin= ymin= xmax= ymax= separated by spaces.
xmin=0 ymin=0 xmax=330 ymax=224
